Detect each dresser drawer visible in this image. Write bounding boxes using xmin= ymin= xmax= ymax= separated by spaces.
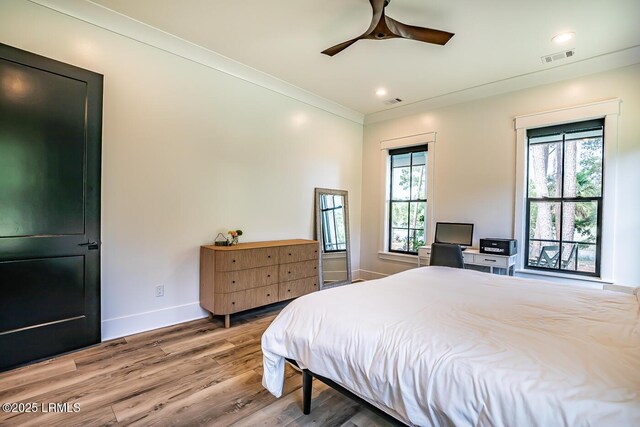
xmin=278 ymin=243 xmax=319 ymax=264
xmin=278 ymin=277 xmax=318 ymax=300
xmin=463 ymin=252 xmax=474 ymax=264
xmin=279 ymin=259 xmax=318 ymax=282
xmin=215 ymin=247 xmax=278 ymax=271
xmin=213 ymin=284 xmax=278 ymax=314
xmin=473 ymin=254 xmax=508 ymax=268
xmin=214 ymin=265 xmax=278 ymax=293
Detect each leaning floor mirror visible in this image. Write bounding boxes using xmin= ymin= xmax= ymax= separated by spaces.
xmin=314 ymin=188 xmax=352 ymax=288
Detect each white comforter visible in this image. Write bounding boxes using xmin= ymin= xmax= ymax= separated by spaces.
xmin=261 ymin=267 xmax=640 ymax=426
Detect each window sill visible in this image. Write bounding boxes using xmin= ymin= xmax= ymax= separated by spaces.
xmin=515 ymin=268 xmax=613 ymax=284
xmin=378 ymin=251 xmax=419 ymax=265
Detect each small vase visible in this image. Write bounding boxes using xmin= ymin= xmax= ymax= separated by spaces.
xmin=230 ymin=237 xmax=239 ymax=246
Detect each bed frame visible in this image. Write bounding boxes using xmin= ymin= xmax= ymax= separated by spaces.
xmin=286 ymin=358 xmax=408 ymax=426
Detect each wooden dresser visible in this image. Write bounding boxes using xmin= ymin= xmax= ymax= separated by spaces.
xmin=200 ymin=239 xmax=320 ymax=328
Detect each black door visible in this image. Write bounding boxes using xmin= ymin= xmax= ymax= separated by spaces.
xmin=0 ymin=44 xmax=103 ymax=371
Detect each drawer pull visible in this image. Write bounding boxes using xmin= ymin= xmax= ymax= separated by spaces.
xmin=232 ymin=301 xmax=235 ymax=305
xmin=289 ymin=253 xmax=292 ymax=256
xmin=232 ymin=259 xmax=236 ymax=263
xmin=267 ymin=293 xmax=271 ymax=297
xmin=315 ymin=250 xmax=318 ymax=253
xmin=314 ymin=267 xmax=317 ymax=270
xmin=314 ymin=283 xmax=317 ymax=287
xmin=288 ymin=289 xmax=291 ymax=292
xmin=267 ymin=274 xmax=271 ymax=278
xmin=232 ymin=280 xmax=235 ymax=283
xmin=288 ymin=271 xmax=291 ymax=274
xmin=268 ymin=255 xmax=271 ymax=258
xmin=484 ymin=259 xmax=497 ymax=262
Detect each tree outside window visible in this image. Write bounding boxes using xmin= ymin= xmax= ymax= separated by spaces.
xmin=526 ymin=120 xmax=603 ymax=276
xmin=389 ymin=145 xmax=427 ymax=254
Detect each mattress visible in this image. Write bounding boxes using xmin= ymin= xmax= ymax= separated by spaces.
xmin=261 ymin=266 xmax=640 ymax=426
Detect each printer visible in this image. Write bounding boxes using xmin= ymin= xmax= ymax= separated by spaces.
xmin=479 ymin=238 xmax=517 ymax=255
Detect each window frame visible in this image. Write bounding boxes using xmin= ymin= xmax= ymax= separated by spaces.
xmin=514 ymin=99 xmax=620 ymax=282
xmin=377 ymin=132 xmax=437 ymax=265
xmin=387 ymin=145 xmax=428 ymax=255
xmin=524 ymin=119 xmax=604 ymax=277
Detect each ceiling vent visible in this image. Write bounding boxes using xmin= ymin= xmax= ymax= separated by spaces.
xmin=541 ymin=49 xmax=575 ymax=64
xmin=383 ymin=97 xmax=403 ymax=105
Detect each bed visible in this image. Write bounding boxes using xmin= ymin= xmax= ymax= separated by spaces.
xmin=261 ymin=266 xmax=640 ymax=426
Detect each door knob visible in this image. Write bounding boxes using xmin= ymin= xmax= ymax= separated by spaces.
xmin=78 ymin=241 xmax=100 ymax=250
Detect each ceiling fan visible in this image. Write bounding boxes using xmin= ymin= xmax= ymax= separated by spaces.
xmin=322 ymin=0 xmax=454 ymax=56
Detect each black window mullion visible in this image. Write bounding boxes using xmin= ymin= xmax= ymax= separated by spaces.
xmin=332 ymin=204 xmax=338 ymax=251
xmin=388 ymin=145 xmax=427 ymax=255
xmin=410 ymin=154 xmax=415 ymax=250
xmin=409 ymin=152 xmax=416 ymax=253
xmin=388 ymin=153 xmax=395 ymax=254
xmin=525 ymin=120 xmax=604 ymax=277
xmin=525 ymin=199 xmax=531 ymax=267
xmin=527 ymin=119 xmax=604 ymax=138
xmin=557 ymin=132 xmax=566 ymax=272
xmin=595 ymin=199 xmax=603 ymax=276
xmin=527 ymin=197 xmax=601 ymax=202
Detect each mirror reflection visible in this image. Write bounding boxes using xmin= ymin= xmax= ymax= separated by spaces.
xmin=315 ymin=188 xmax=351 ymax=288
xmin=320 ymin=194 xmax=346 ymax=252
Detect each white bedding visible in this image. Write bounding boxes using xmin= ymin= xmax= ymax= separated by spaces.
xmin=261 ymin=267 xmax=640 ymax=426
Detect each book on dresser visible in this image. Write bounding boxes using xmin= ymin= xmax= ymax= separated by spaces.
xmin=200 ymin=239 xmax=320 ymax=328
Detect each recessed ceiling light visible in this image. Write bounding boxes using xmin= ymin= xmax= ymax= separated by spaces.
xmin=552 ymin=32 xmax=575 ymax=44
xmin=376 ymin=88 xmax=387 ymax=97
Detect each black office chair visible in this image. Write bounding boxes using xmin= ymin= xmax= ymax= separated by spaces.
xmin=430 ymin=243 xmax=464 ymax=269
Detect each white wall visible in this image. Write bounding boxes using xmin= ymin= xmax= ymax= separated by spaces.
xmin=361 ymin=64 xmax=640 ymax=288
xmin=0 ymin=0 xmax=363 ymax=339
xmin=2 ymin=1 xmax=638 ymax=342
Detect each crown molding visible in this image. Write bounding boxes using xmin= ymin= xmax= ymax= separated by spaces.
xmin=24 ymin=1 xmax=640 ymax=128
xmin=28 ymin=0 xmax=365 ymax=125
xmin=364 ymin=45 xmax=640 ymax=125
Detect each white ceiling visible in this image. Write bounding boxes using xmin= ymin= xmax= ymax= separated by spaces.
xmin=91 ymin=0 xmax=640 ymax=115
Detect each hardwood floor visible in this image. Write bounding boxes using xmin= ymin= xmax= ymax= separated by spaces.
xmin=0 ymin=304 xmax=391 ymax=427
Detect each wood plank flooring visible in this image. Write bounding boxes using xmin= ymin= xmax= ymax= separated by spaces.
xmin=0 ymin=304 xmax=392 ymax=427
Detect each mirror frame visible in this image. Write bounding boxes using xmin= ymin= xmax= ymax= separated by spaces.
xmin=314 ymin=188 xmax=352 ymax=288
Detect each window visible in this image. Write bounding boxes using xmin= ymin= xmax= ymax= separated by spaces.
xmin=388 ymin=145 xmax=428 ymax=254
xmin=515 ymin=99 xmax=619 ymax=281
xmin=525 ymin=119 xmax=604 ymax=276
xmin=319 ymin=194 xmax=346 ymax=252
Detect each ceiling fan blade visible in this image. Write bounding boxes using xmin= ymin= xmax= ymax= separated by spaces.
xmin=322 ymin=0 xmax=387 ymax=55
xmin=386 ymin=17 xmax=454 ymax=45
xmin=321 ymin=38 xmax=362 ymax=56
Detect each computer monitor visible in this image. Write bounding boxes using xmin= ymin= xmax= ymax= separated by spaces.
xmin=434 ymin=222 xmax=474 ymax=247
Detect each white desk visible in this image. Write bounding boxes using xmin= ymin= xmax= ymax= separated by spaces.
xmin=418 ymin=246 xmax=517 ymax=276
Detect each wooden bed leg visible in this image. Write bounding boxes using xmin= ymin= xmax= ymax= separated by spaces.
xmin=224 ymin=314 xmax=230 ymax=329
xmin=302 ymin=370 xmax=313 ymax=415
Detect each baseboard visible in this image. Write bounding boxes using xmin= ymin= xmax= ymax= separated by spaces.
xmin=603 ymin=284 xmax=639 ymax=294
xmin=101 ymin=302 xmax=208 ymax=341
xmin=356 ymin=269 xmax=388 ymax=281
